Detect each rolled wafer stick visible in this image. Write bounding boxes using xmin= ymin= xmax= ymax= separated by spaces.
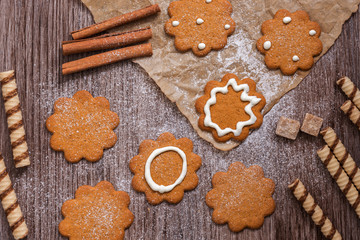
xmin=63 ymin=27 xmax=153 ymax=56
xmin=320 ymin=127 xmax=360 ymax=191
xmin=317 ymin=145 xmax=360 ymax=218
xmin=0 ymin=71 xmax=30 ymax=168
xmin=71 ymin=4 xmax=161 ymax=40
xmin=340 ymin=100 xmax=360 ymax=129
xmin=337 ymin=76 xmax=360 ymax=109
xmin=0 ymin=153 xmax=28 ymax=239
xmin=62 ymin=43 xmax=153 ymax=75
xmin=289 ymin=179 xmax=342 ymax=240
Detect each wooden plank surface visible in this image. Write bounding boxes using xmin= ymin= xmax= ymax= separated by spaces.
xmin=0 ymin=0 xmax=359 ymax=239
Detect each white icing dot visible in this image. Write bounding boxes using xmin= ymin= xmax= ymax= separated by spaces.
xmin=263 ymin=41 xmax=271 ymax=50
xmin=283 ymin=17 xmax=292 ymax=24
xmin=292 ymin=55 xmax=300 ymax=62
xmin=309 ymin=30 xmax=316 ymax=36
xmin=172 ymin=21 xmax=179 ymax=27
xmin=206 ymin=0 xmax=212 ymax=3
xmin=196 ymin=18 xmax=204 ymax=25
xmin=198 ymin=43 xmax=206 ymax=50
xmin=224 ymin=24 xmax=231 ymax=30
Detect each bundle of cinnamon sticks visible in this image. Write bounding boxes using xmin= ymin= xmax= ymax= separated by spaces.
xmin=62 ymin=4 xmax=160 ymax=75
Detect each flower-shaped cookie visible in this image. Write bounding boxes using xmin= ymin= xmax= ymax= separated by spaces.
xmin=129 ymin=132 xmax=202 ymax=205
xmin=195 ymin=73 xmax=266 ymax=142
xmin=46 ymin=90 xmax=119 ymax=163
xmin=59 ymin=181 xmax=134 ymax=240
xmin=206 ymin=162 xmax=275 ymax=232
xmin=165 ymin=0 xmax=236 ymax=57
xmin=257 ymin=9 xmax=323 ymax=75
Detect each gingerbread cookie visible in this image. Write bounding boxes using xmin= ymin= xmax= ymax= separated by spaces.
xmin=257 ymin=9 xmax=323 ymax=75
xmin=59 ymin=181 xmax=134 ymax=240
xmin=165 ymin=0 xmax=236 ymax=57
xmin=129 ymin=132 xmax=202 ymax=205
xmin=46 ymin=90 xmax=119 ymax=163
xmin=195 ymin=73 xmax=266 ymax=142
xmin=206 ymin=162 xmax=275 ymax=232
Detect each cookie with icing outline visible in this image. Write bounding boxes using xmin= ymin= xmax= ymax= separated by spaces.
xmin=129 ymin=132 xmax=202 ymax=205
xmin=59 ymin=181 xmax=134 ymax=240
xmin=195 ymin=73 xmax=266 ymax=142
xmin=206 ymin=162 xmax=275 ymax=232
xmin=46 ymin=90 xmax=119 ymax=163
xmin=165 ymin=0 xmax=236 ymax=57
xmin=257 ymin=9 xmax=322 ymax=75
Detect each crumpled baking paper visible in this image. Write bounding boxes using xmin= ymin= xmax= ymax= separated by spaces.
xmin=81 ymin=0 xmax=360 ymax=150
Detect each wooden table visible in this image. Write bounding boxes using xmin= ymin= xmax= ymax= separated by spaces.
xmin=0 ymin=1 xmax=359 ymax=239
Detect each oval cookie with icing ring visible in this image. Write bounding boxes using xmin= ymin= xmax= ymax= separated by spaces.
xmin=195 ymin=74 xmax=266 ymax=142
xmin=129 ymin=132 xmax=202 ymax=205
xmin=256 ymin=9 xmax=322 ymax=75
xmin=164 ymin=0 xmax=235 ymax=57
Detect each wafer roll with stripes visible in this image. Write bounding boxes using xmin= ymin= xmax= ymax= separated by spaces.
xmin=289 ymin=179 xmax=342 ymax=240
xmin=0 ymin=71 xmax=30 ymax=168
xmin=321 ymin=127 xmax=360 ymax=191
xmin=0 ymin=153 xmax=28 ymax=239
xmin=340 ymin=100 xmax=360 ymax=130
xmin=337 ymin=77 xmax=360 ymax=109
xmin=317 ymin=146 xmax=360 ymax=218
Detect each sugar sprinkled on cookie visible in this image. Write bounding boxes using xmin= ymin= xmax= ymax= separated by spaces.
xmin=257 ymin=9 xmax=323 ymax=75
xmin=59 ymin=181 xmax=134 ymax=240
xmin=46 ymin=90 xmax=119 ymax=163
xmin=206 ymin=162 xmax=275 ymax=232
xmin=165 ymin=0 xmax=236 ymax=57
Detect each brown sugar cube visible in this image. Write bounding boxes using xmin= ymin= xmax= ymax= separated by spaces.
xmin=276 ymin=116 xmax=300 ymax=140
xmin=300 ymin=113 xmax=323 ymax=136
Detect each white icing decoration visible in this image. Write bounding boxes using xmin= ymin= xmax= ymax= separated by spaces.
xmin=172 ymin=21 xmax=179 ymax=27
xmin=292 ymin=55 xmax=299 ymax=62
xmin=224 ymin=24 xmax=231 ymax=30
xmin=309 ymin=30 xmax=316 ymax=36
xmin=203 ymin=78 xmax=262 ymax=137
xmin=283 ymin=17 xmax=292 ymax=24
xmin=145 ymin=146 xmax=187 ymax=193
xmin=206 ymin=0 xmax=212 ymax=3
xmin=263 ymin=41 xmax=271 ymax=50
xmin=198 ymin=43 xmax=206 ymax=50
xmin=196 ymin=18 xmax=204 ymax=25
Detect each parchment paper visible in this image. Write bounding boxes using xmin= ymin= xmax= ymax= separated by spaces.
xmin=81 ymin=0 xmax=360 ymax=150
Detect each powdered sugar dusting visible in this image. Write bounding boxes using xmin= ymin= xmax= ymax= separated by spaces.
xmin=132 ymin=0 xmax=305 ymax=150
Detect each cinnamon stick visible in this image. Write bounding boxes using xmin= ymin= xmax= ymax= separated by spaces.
xmin=63 ymin=27 xmax=152 ymax=56
xmin=71 ymin=4 xmax=160 ymax=40
xmin=62 ymin=43 xmax=153 ymax=75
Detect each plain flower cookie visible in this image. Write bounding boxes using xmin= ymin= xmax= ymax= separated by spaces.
xmin=257 ymin=9 xmax=323 ymax=75
xmin=195 ymin=73 xmax=266 ymax=142
xmin=206 ymin=162 xmax=275 ymax=232
xmin=164 ymin=0 xmax=235 ymax=57
xmin=59 ymin=181 xmax=134 ymax=240
xmin=129 ymin=132 xmax=202 ymax=205
xmin=46 ymin=90 xmax=119 ymax=163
